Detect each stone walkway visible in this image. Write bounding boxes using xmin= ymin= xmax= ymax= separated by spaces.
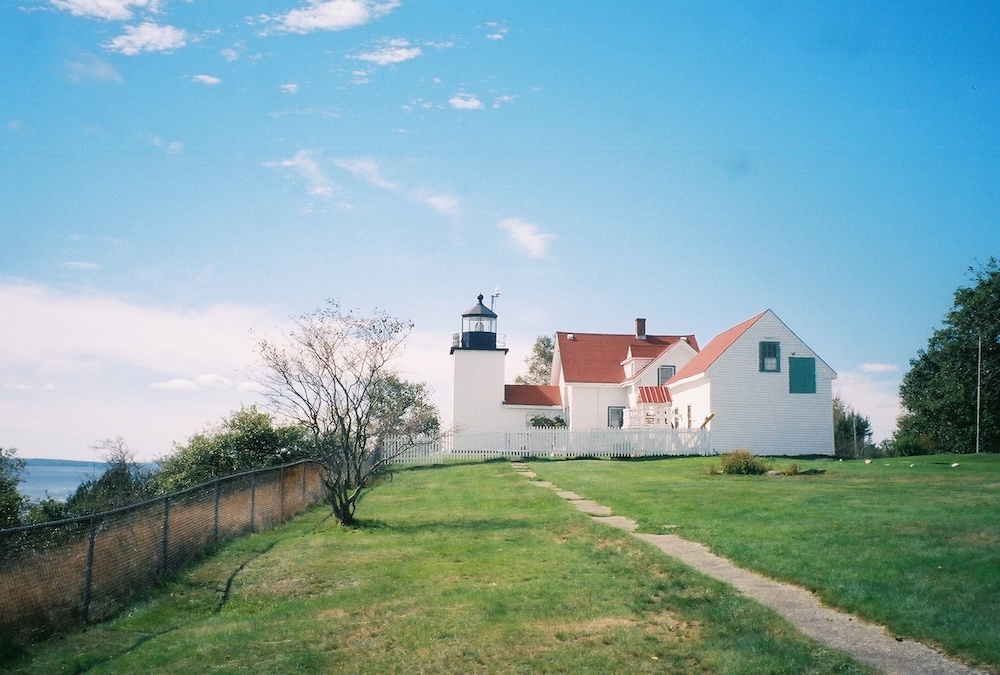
xmin=511 ymin=462 xmax=985 ymax=675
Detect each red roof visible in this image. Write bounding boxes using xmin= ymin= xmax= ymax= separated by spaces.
xmin=637 ymin=386 xmax=672 ymax=404
xmin=556 ymin=332 xmax=699 ymax=384
xmin=504 ymin=384 xmax=563 ymax=407
xmin=666 ymin=311 xmax=767 ymax=385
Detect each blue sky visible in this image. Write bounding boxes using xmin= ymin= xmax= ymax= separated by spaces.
xmin=2 ymin=0 xmax=998 ymax=460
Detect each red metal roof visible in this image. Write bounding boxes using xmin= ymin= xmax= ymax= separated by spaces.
xmin=504 ymin=384 xmax=563 ymax=407
xmin=637 ymin=386 xmax=672 ymax=404
xmin=666 ymin=311 xmax=767 ymax=385
xmin=556 ymin=332 xmax=699 ymax=384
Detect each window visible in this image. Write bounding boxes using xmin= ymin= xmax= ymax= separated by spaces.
xmin=657 ymin=364 xmax=676 ymax=386
xmin=789 ymin=357 xmax=817 ymax=394
xmin=608 ymin=406 xmax=624 ymax=428
xmin=759 ymin=341 xmax=780 ymax=372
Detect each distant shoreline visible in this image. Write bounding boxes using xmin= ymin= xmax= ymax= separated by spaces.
xmin=20 ymin=458 xmax=111 ymax=502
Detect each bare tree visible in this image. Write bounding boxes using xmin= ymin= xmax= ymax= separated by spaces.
xmin=254 ymin=302 xmax=437 ymax=525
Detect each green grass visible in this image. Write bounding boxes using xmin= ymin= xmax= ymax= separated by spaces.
xmin=526 ymin=453 xmax=1000 ymax=671
xmin=4 ymin=462 xmax=870 ymax=674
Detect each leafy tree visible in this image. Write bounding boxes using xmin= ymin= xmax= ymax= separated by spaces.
xmin=368 ymin=375 xmax=441 ymax=443
xmin=64 ymin=437 xmax=155 ymax=515
xmin=897 ymin=259 xmax=1000 ymax=454
xmin=515 ymin=334 xmax=555 ymax=385
xmin=24 ymin=497 xmax=70 ymax=524
xmin=0 ymin=447 xmax=26 ymax=529
xmin=833 ymin=395 xmax=874 ymax=458
xmin=156 ymin=406 xmax=308 ymax=493
xmin=254 ymin=301 xmax=439 ymax=525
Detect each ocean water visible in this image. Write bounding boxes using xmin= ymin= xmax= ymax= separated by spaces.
xmin=19 ymin=459 xmax=106 ymax=502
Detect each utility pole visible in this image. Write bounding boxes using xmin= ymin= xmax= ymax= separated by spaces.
xmin=976 ymin=332 xmax=982 ymax=454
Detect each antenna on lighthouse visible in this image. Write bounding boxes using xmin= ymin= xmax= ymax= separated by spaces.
xmin=490 ymin=287 xmax=500 ymax=311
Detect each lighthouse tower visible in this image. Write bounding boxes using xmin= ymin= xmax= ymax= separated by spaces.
xmin=451 ymin=294 xmax=508 ymax=433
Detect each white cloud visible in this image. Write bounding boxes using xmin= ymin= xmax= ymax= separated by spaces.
xmin=191 ymin=74 xmax=221 ymax=85
xmin=492 ymin=94 xmax=516 ymax=109
xmin=151 ymin=378 xmax=200 ymax=390
xmin=861 ymin=362 xmax=899 ymax=374
xmin=151 ymin=373 xmax=232 ymax=390
xmin=7 ymin=120 xmax=24 ymax=132
xmin=59 ymin=261 xmax=101 ymax=270
xmin=105 ymin=22 xmax=187 ymax=55
xmin=483 ymin=23 xmax=509 ymax=40
xmin=415 ymin=191 xmax=459 ymax=217
xmin=834 ymin=368 xmax=903 ymax=443
xmin=64 ymin=53 xmax=123 ymax=84
xmin=335 ymin=157 xmax=398 ymax=191
xmin=264 ymin=149 xmax=335 ymax=197
xmin=353 ymin=38 xmax=421 ymax=66
xmin=220 ymin=46 xmax=241 ymax=62
xmin=498 ymin=218 xmax=554 ymax=258
xmin=265 ymin=0 xmax=400 ymax=34
xmin=280 ymin=83 xmax=300 ymax=94
xmin=0 ymin=282 xmax=279 ymax=460
xmin=448 ymin=93 xmax=483 ymax=110
xmin=150 ymin=135 xmax=183 ymax=154
xmin=196 ymin=374 xmax=233 ymax=388
xmin=50 ymin=0 xmax=156 ymax=21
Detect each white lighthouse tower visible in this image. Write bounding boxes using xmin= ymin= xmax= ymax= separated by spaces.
xmin=451 ymin=294 xmax=508 ymax=433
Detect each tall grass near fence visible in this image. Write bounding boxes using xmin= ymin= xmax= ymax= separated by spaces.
xmin=0 ymin=460 xmax=326 ymax=643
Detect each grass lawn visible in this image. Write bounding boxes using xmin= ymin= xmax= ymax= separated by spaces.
xmin=4 ymin=461 xmax=871 ymax=674
xmin=526 ymin=453 xmax=1000 ymax=672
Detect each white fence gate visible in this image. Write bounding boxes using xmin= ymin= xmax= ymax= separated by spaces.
xmin=382 ymin=428 xmax=711 ymax=466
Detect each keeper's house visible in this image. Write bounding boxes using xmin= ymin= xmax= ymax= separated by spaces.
xmin=451 ymin=296 xmax=835 ymax=456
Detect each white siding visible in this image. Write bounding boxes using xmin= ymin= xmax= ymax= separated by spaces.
xmin=668 ymin=377 xmax=712 ymax=431
xmin=635 ymin=341 xmax=698 ymax=388
xmin=564 ymin=383 xmax=629 ymax=430
xmin=498 ymin=404 xmax=566 ymax=430
xmin=452 ymin=349 xmax=507 ymax=433
xmin=707 ymin=312 xmax=835 ymax=456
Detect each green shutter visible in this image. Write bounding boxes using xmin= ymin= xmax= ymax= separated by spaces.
xmin=789 ymin=357 xmax=816 ymax=394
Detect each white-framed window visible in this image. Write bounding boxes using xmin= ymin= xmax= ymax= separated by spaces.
xmin=608 ymin=406 xmax=624 ymax=428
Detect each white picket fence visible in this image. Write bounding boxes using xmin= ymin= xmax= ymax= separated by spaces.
xmin=381 ymin=428 xmax=711 ymax=466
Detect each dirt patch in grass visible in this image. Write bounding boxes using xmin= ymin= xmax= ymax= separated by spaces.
xmin=537 ymin=616 xmax=638 ymax=643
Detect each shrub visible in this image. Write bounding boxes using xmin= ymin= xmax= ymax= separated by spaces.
xmin=780 ymin=462 xmax=800 ymax=476
xmin=719 ymin=450 xmax=772 ymax=475
xmin=893 ymin=434 xmax=934 ymax=457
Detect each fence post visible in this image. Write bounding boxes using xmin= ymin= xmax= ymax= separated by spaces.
xmin=250 ymin=472 xmax=256 ymax=533
xmin=213 ymin=479 xmax=221 ymax=544
xmin=160 ymin=496 xmax=170 ymax=576
xmin=81 ymin=515 xmax=97 ymax=623
xmin=279 ymin=465 xmax=285 ymax=522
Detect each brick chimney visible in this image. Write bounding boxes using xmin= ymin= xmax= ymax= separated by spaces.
xmin=635 ymin=318 xmax=646 ymax=340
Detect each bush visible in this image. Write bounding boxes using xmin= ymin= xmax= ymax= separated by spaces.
xmin=893 ymin=434 xmax=934 ymax=457
xmin=529 ymin=415 xmax=566 ymax=428
xmin=780 ymin=462 xmax=800 ymax=476
xmin=719 ymin=450 xmax=772 ymax=475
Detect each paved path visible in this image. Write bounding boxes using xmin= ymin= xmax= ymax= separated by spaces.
xmin=511 ymin=462 xmax=985 ymax=675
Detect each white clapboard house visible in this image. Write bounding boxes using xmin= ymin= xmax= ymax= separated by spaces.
xmin=451 ymin=295 xmax=836 ymax=456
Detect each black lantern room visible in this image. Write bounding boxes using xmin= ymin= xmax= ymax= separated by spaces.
xmin=455 ymin=294 xmax=498 ymax=350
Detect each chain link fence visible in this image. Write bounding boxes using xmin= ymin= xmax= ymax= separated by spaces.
xmin=0 ymin=460 xmax=326 ymax=643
